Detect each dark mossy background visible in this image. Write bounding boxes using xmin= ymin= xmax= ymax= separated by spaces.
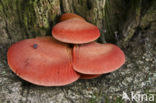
xmin=0 ymin=0 xmax=156 ymax=103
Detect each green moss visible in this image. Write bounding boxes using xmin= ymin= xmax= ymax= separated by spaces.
xmin=49 ymin=1 xmax=59 ymax=23
xmin=89 ymin=98 xmax=97 ymax=103
xmin=23 ymin=1 xmax=37 ymax=37
xmin=124 ymin=29 xmax=135 ymax=42
xmin=103 ymin=0 xmax=115 ymax=42
xmin=141 ymin=7 xmax=156 ymax=29
xmin=135 ymin=0 xmax=142 ymax=23
xmin=0 ymin=3 xmax=3 ymax=11
xmin=114 ymin=97 xmax=124 ymax=103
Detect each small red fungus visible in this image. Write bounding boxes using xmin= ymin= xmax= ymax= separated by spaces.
xmin=52 ymin=18 xmax=100 ymax=44
xmin=80 ymin=74 xmax=101 ymax=79
xmin=73 ymin=42 xmax=125 ymax=74
xmin=7 ymin=37 xmax=80 ymax=86
xmin=60 ymin=13 xmax=85 ymax=21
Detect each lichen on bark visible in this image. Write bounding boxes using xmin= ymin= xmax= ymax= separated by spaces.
xmin=0 ymin=0 xmax=61 ymax=45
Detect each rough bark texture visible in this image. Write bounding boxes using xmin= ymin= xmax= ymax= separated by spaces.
xmin=0 ymin=0 xmax=156 ymax=103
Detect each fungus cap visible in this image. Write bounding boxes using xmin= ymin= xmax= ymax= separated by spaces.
xmin=73 ymin=42 xmax=125 ymax=74
xmin=52 ymin=18 xmax=100 ymax=44
xmin=60 ymin=13 xmax=85 ymax=21
xmin=7 ymin=37 xmax=80 ymax=86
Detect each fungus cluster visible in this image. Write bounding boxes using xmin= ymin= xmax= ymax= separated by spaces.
xmin=7 ymin=13 xmax=125 ymax=86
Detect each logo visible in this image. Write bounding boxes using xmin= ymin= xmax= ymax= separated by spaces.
xmin=122 ymin=91 xmax=155 ymax=102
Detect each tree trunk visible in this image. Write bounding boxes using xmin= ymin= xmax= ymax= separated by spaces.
xmin=0 ymin=0 xmax=155 ymax=44
xmin=0 ymin=0 xmax=156 ymax=103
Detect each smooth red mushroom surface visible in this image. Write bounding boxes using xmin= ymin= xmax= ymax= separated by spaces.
xmin=7 ymin=37 xmax=80 ymax=86
xmin=60 ymin=13 xmax=85 ymax=21
xmin=80 ymin=74 xmax=101 ymax=79
xmin=73 ymin=42 xmax=125 ymax=74
xmin=52 ymin=18 xmax=100 ymax=44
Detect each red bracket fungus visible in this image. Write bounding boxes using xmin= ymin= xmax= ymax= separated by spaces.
xmin=7 ymin=37 xmax=80 ymax=86
xmin=7 ymin=13 xmax=125 ymax=86
xmin=73 ymin=42 xmax=125 ymax=74
xmin=60 ymin=13 xmax=85 ymax=21
xmin=52 ymin=18 xmax=100 ymax=44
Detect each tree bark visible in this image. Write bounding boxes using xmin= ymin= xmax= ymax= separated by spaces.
xmin=0 ymin=0 xmax=155 ymax=44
